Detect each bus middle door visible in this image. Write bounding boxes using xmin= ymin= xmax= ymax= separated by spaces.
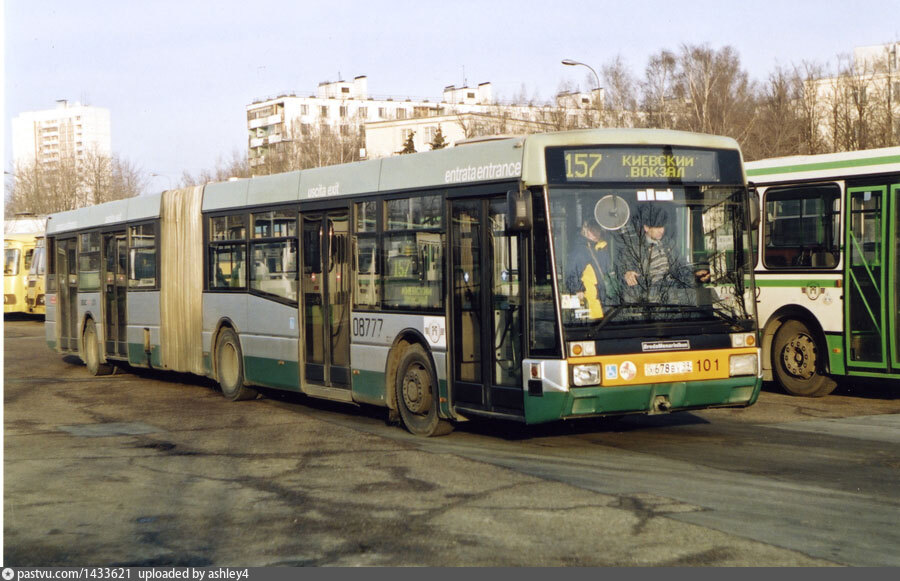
xmin=301 ymin=209 xmax=351 ymax=389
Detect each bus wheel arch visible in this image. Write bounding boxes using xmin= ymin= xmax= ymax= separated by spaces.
xmin=765 ymin=308 xmax=837 ymax=397
xmin=82 ymin=316 xmax=112 ymax=376
xmin=386 ymin=332 xmax=452 ymax=437
xmin=212 ymin=321 xmax=257 ymax=401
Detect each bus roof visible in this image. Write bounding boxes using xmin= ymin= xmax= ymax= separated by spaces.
xmin=746 ymin=146 xmax=900 ymax=183
xmin=47 ymin=128 xmax=744 ymax=229
xmin=46 ymin=194 xmax=161 ymax=235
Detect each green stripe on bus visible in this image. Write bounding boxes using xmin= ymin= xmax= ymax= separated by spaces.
xmin=128 ymin=343 xmax=161 ymax=367
xmin=352 ymin=369 xmax=387 ymax=405
xmin=754 ymin=278 xmax=841 ymax=287
xmin=244 ymin=356 xmax=300 ymax=391
xmin=826 ymin=334 xmax=846 ymax=376
xmin=523 ymin=377 xmax=761 ymax=425
xmin=747 ymin=154 xmax=900 ymax=177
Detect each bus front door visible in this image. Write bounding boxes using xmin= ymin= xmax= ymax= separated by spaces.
xmin=450 ymin=198 xmax=524 ymax=417
xmin=103 ymin=232 xmax=128 ymax=358
xmin=301 ymin=210 xmax=351 ymax=389
xmin=845 ymin=185 xmax=896 ymax=375
xmin=57 ymin=238 xmax=79 ymax=351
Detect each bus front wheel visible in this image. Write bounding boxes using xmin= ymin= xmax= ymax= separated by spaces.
xmin=772 ymin=319 xmax=837 ymax=397
xmin=83 ymin=319 xmax=112 ymax=376
xmin=215 ymin=328 xmax=258 ymax=401
xmin=395 ymin=344 xmax=453 ymax=437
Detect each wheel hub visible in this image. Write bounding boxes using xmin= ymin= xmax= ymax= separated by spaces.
xmin=783 ymin=334 xmax=816 ymax=379
xmin=402 ymin=364 xmax=432 ymax=415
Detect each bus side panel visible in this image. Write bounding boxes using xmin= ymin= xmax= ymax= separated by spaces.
xmin=126 ymin=291 xmax=162 ymax=368
xmin=349 ymin=312 xmax=449 ymax=411
xmin=202 ymin=292 xmax=249 ymax=376
xmin=754 ymin=275 xmax=843 ymax=378
xmin=351 ymin=343 xmax=390 ymax=406
xmin=45 ymin=294 xmax=57 ymax=350
xmin=77 ymin=292 xmax=102 ymax=354
xmin=241 ymin=295 xmax=300 ymax=390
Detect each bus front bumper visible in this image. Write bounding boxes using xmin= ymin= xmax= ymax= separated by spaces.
xmin=522 ymin=376 xmax=762 ymax=425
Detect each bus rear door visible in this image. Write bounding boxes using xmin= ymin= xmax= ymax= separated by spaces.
xmin=103 ymin=232 xmax=128 ymax=358
xmin=57 ymin=238 xmax=79 ymax=351
xmin=845 ymin=185 xmax=899 ymax=376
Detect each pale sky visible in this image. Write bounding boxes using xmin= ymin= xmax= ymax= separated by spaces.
xmin=4 ymin=0 xmax=899 ymax=194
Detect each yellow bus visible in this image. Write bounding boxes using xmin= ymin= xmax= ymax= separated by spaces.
xmin=4 ymin=233 xmax=38 ymax=314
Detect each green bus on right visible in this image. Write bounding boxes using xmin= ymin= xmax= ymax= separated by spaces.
xmin=746 ymin=147 xmax=900 ymax=396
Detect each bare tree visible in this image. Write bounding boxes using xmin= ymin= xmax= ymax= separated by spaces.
xmin=794 ymin=61 xmax=827 ymax=154
xmin=640 ymin=50 xmax=678 ymax=129
xmin=671 ymin=44 xmax=758 ymax=142
xmin=180 ymin=149 xmax=251 ymax=187
xmin=744 ymin=67 xmax=803 ymax=160
xmin=6 ymin=150 xmax=143 ymax=217
xmin=602 ymin=55 xmax=637 ymax=127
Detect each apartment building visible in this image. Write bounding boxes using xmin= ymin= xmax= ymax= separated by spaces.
xmin=810 ymin=42 xmax=900 ymax=146
xmin=11 ymin=100 xmax=111 ymax=169
xmin=246 ymin=76 xmax=604 ymax=165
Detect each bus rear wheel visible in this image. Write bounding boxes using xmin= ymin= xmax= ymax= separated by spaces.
xmin=83 ymin=319 xmax=112 ymax=376
xmin=216 ymin=328 xmax=257 ymax=401
xmin=395 ymin=344 xmax=453 ymax=437
xmin=772 ymin=319 xmax=837 ymax=397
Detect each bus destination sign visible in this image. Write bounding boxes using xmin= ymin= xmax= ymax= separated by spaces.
xmin=546 ymin=146 xmax=740 ymax=184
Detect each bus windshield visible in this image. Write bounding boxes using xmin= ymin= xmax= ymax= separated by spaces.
xmin=5 ymin=248 xmax=20 ymax=276
xmin=549 ymin=185 xmax=756 ymax=340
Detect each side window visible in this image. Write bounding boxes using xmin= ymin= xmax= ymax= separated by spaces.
xmin=250 ymin=210 xmax=297 ymax=302
xmin=383 ymin=195 xmax=444 ymax=310
xmin=354 ymin=201 xmax=380 ymax=308
xmin=208 ymin=214 xmax=247 ymax=290
xmin=129 ymin=223 xmax=158 ymax=288
xmin=764 ymin=184 xmax=841 ymax=269
xmin=77 ymin=232 xmax=101 ymax=291
xmin=47 ymin=238 xmax=57 ymax=292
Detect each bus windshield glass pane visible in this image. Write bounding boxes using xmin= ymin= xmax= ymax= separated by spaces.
xmin=549 ymin=185 xmax=756 ymax=340
xmin=5 ymin=249 xmax=20 ymax=275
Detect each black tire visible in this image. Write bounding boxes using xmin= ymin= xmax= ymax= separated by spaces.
xmin=772 ymin=319 xmax=837 ymax=397
xmin=83 ymin=319 xmax=112 ymax=376
xmin=395 ymin=344 xmax=453 ymax=437
xmin=215 ymin=328 xmax=257 ymax=401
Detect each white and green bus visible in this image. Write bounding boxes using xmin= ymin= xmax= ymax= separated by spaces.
xmin=747 ymin=147 xmax=900 ymax=396
xmin=45 ymin=128 xmax=762 ymax=436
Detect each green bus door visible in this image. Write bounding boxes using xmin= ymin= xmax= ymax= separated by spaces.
xmin=845 ymin=185 xmax=899 ymax=376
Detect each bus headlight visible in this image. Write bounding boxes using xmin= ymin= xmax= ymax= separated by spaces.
xmin=730 ymin=332 xmax=756 ymax=347
xmin=729 ymin=353 xmax=758 ymax=377
xmin=572 ymin=364 xmax=601 ymax=387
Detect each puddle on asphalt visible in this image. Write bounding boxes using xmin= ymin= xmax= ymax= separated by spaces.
xmin=58 ymin=422 xmax=161 ymax=437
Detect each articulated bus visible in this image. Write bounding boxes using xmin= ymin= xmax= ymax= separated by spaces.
xmin=4 ymin=233 xmax=38 ymax=314
xmin=746 ymin=147 xmax=900 ymax=396
xmin=44 ymin=128 xmax=761 ymax=436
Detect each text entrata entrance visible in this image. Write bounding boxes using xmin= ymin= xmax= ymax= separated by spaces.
xmin=302 ymin=210 xmax=351 ymax=388
xmin=450 ymin=197 xmax=524 ymax=415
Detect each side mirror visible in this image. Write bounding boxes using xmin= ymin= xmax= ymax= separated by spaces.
xmin=747 ymin=185 xmax=760 ymax=230
xmin=507 ymin=189 xmax=533 ymax=232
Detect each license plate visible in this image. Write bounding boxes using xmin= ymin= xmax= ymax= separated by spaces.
xmin=644 ymin=361 xmax=693 ymax=376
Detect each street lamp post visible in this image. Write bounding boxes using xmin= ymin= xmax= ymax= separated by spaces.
xmin=561 ymin=58 xmax=601 ymax=93
xmin=562 ymin=58 xmax=603 ymax=127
